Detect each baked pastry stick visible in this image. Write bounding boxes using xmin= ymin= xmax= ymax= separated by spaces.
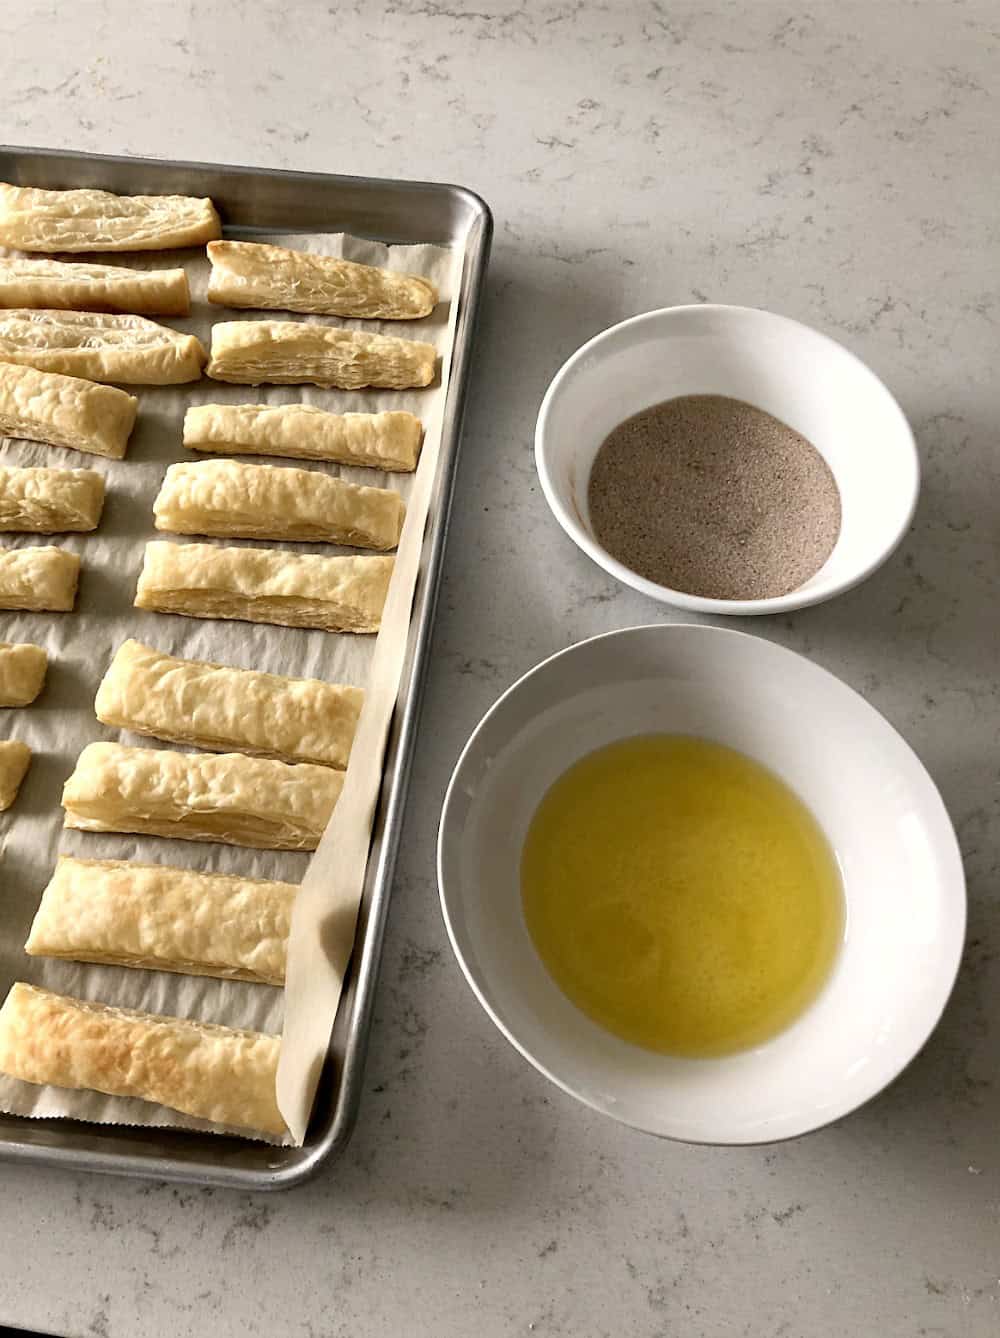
xmin=135 ymin=541 xmax=392 ymax=634
xmin=0 ymin=310 xmax=207 ymax=385
xmin=62 ymin=741 xmax=343 ymax=851
xmin=206 ymin=321 xmax=437 ymax=390
xmin=26 ymin=857 xmax=296 ymax=986
xmin=0 ymin=546 xmax=79 ymax=611
xmin=206 ymin=240 xmax=437 ymax=319
xmin=0 ymin=258 xmax=190 ymax=316
xmin=0 ymin=740 xmax=30 ymax=809
xmin=0 ymin=467 xmax=105 ymax=533
xmin=0 ymin=642 xmax=47 ymax=706
xmin=96 ymin=638 xmax=362 ymax=768
xmin=0 ymin=363 xmax=137 ymax=459
xmin=0 ymin=983 xmax=284 ymax=1137
xmin=0 ymin=183 xmax=221 ymax=252
xmin=153 ymin=459 xmax=404 ymax=550
xmin=184 ymin=404 xmax=423 ymax=472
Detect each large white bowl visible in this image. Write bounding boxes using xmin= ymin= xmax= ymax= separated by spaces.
xmin=535 ymin=304 xmax=920 ymax=615
xmin=437 ymin=625 xmax=965 ymax=1144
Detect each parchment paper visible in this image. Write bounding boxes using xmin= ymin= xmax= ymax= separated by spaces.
xmin=0 ymin=231 xmax=463 ymax=1144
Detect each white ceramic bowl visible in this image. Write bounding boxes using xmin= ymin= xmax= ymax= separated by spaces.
xmin=535 ymin=304 xmax=920 ymax=615
xmin=438 ymin=625 xmax=965 ymax=1144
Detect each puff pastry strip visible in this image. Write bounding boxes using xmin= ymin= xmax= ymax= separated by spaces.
xmin=0 ymin=362 xmax=137 ymax=459
xmin=184 ymin=403 xmax=422 ymax=472
xmin=0 ymin=183 xmax=221 ymax=252
xmin=206 ymin=320 xmax=437 ymax=389
xmin=0 ymin=310 xmax=207 ymax=385
xmin=26 ymin=856 xmax=296 ymax=986
xmin=0 ymin=258 xmax=190 ymax=316
xmin=0 ymin=983 xmax=284 ymax=1136
xmin=0 ymin=642 xmax=47 ymax=706
xmin=135 ymin=541 xmax=392 ymax=633
xmin=206 ymin=239 xmax=437 ymax=320
xmin=153 ymin=459 xmax=404 ymax=550
xmin=0 ymin=546 xmax=79 ymax=611
xmin=0 ymin=466 xmax=105 ymax=533
xmin=62 ymin=741 xmax=343 ymax=850
xmin=96 ymin=639 xmax=362 ymax=768
xmin=0 ymin=739 xmax=30 ymax=809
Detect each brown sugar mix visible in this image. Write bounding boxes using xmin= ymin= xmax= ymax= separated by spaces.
xmin=587 ymin=394 xmax=842 ymax=600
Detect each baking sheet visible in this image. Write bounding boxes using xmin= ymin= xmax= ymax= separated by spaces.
xmin=0 ymin=231 xmax=462 ymax=1143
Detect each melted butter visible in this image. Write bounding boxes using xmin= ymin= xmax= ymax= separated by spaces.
xmin=521 ymin=734 xmax=844 ymax=1056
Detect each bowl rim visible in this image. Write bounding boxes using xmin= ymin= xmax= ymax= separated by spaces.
xmin=534 ymin=302 xmax=921 ymax=617
xmin=436 ymin=622 xmax=967 ymax=1145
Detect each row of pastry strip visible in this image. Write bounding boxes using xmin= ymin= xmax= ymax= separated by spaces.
xmin=0 ymin=458 xmax=404 ymax=548
xmin=0 ymin=540 xmax=395 ymax=622
xmin=1 ymin=360 xmax=424 ymax=465
xmin=0 ymin=240 xmax=438 ymax=321
xmin=0 ymin=313 xmax=437 ymax=386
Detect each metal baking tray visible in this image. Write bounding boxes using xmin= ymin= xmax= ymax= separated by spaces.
xmin=0 ymin=145 xmax=492 ymax=1189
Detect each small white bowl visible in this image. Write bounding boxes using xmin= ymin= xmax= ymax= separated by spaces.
xmin=535 ymin=304 xmax=920 ymax=615
xmin=438 ymin=625 xmax=965 ymax=1144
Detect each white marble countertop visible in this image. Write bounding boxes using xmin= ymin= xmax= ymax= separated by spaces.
xmin=0 ymin=2 xmax=997 ymax=1335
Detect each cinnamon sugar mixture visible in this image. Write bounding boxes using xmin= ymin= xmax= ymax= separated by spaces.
xmin=587 ymin=394 xmax=841 ymax=600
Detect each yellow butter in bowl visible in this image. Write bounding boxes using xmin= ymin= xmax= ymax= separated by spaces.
xmin=521 ymin=733 xmax=844 ymax=1057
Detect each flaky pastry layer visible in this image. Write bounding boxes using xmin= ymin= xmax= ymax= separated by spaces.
xmin=0 ymin=983 xmax=284 ymax=1136
xmin=0 ymin=183 xmax=221 ymax=252
xmin=0 ymin=642 xmax=47 ymax=706
xmin=95 ymin=638 xmax=362 ymax=768
xmin=0 ymin=257 xmax=190 ymax=315
xmin=26 ymin=856 xmax=296 ymax=986
xmin=0 ymin=362 xmax=137 ymax=459
xmin=62 ymin=741 xmax=343 ymax=851
xmin=206 ymin=240 xmax=437 ymax=319
xmin=206 ymin=320 xmax=436 ymax=389
xmin=0 ymin=739 xmax=30 ymax=809
xmin=134 ymin=540 xmax=392 ymax=633
xmin=0 ymin=466 xmax=105 ymax=533
xmin=0 ymin=545 xmax=79 ymax=611
xmin=0 ymin=309 xmax=207 ymax=384
xmin=153 ymin=459 xmax=404 ymax=549
xmin=183 ymin=403 xmax=422 ymax=472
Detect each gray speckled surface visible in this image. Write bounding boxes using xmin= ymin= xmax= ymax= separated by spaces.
xmin=0 ymin=2 xmax=997 ymax=1335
